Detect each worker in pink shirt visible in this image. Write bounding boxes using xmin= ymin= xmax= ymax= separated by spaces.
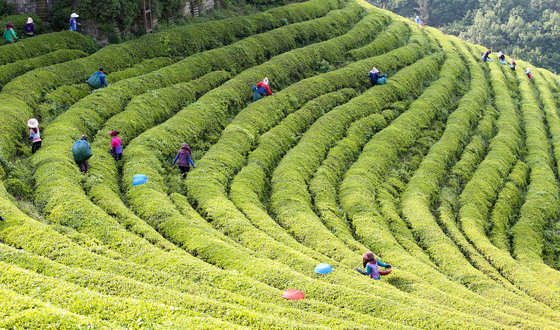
xmin=108 ymin=130 xmax=122 ymax=161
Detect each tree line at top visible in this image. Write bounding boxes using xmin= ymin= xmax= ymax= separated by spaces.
xmin=367 ymin=0 xmax=560 ymax=73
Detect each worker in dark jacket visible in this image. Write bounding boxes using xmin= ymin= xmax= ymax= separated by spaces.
xmin=367 ymin=67 xmax=386 ymax=86
xmin=24 ymin=17 xmax=34 ymax=37
xmin=509 ymin=58 xmax=516 ymax=71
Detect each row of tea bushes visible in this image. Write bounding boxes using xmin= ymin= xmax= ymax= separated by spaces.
xmin=36 ymin=57 xmax=176 ymax=124
xmin=452 ymin=47 xmax=560 ymax=315
xmin=0 ymin=49 xmax=86 ymax=89
xmin=0 ymin=0 xmax=348 ymax=161
xmin=0 ymin=31 xmax=94 ymax=65
xmin=338 ymin=34 xmax=560 ymax=326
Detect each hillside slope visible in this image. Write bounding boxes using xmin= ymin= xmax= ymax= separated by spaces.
xmin=1 ymin=0 xmax=560 ymax=328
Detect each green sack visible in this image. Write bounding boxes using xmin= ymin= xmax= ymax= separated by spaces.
xmin=86 ymin=72 xmax=101 ymax=89
xmin=72 ymin=140 xmax=92 ymax=163
xmin=252 ymin=91 xmax=262 ymax=102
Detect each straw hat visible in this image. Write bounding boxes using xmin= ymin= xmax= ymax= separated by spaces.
xmin=27 ymin=118 xmax=38 ymax=128
xmin=70 ymin=13 xmax=79 ymax=18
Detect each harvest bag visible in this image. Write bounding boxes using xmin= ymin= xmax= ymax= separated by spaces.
xmin=86 ymin=72 xmax=101 ymax=89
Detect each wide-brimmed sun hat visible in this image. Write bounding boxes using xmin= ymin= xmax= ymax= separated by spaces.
xmin=108 ymin=130 xmax=120 ymax=136
xmin=71 ymin=13 xmax=79 ymax=18
xmin=27 ymin=118 xmax=38 ymax=128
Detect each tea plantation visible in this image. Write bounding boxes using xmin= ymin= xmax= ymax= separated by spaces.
xmin=1 ymin=0 xmax=560 ymax=328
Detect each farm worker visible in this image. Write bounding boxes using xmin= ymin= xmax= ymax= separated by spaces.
xmin=73 ymin=134 xmax=92 ymax=174
xmin=525 ymin=67 xmax=532 ymax=79
xmin=173 ymin=143 xmax=196 ymax=178
xmin=252 ymin=77 xmax=273 ymax=101
xmin=108 ymin=130 xmax=122 ymax=161
xmin=509 ymin=59 xmax=516 ymax=71
xmin=98 ymin=67 xmax=108 ymax=88
xmin=27 ymin=118 xmax=42 ymax=154
xmin=481 ymin=49 xmax=491 ymax=62
xmin=69 ymin=13 xmax=80 ymax=31
xmin=4 ymin=22 xmax=17 ymax=44
xmin=356 ymin=251 xmax=391 ymax=280
xmin=498 ymin=52 xmax=505 ymax=61
xmin=414 ymin=16 xmax=424 ymax=27
xmin=24 ymin=17 xmax=34 ymax=37
xmin=367 ymin=67 xmax=386 ymax=86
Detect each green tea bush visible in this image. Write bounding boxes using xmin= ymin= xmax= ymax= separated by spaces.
xmin=0 ymin=49 xmax=86 ymax=89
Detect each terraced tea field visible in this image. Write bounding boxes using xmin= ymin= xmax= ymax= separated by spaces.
xmin=1 ymin=0 xmax=560 ymax=328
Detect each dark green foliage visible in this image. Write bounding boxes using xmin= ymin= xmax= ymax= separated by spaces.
xmin=368 ymin=0 xmax=560 ymax=73
xmin=0 ymin=0 xmax=14 ymax=17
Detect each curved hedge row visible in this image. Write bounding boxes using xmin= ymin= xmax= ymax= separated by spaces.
xmin=0 ymin=0 xmax=345 ymax=162
xmin=0 ymin=49 xmax=87 ymax=89
xmin=2 ymin=0 xmax=560 ymax=327
xmin=0 ymin=31 xmax=93 ymax=65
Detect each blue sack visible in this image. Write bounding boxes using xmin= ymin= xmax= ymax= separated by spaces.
xmin=86 ymin=72 xmax=101 ymax=89
xmin=132 ymin=174 xmax=148 ymax=186
xmin=377 ymin=76 xmax=387 ymax=85
xmin=499 ymin=60 xmax=506 ymax=64
xmin=314 ymin=263 xmax=333 ymax=274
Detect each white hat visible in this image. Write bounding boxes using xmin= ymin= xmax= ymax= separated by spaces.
xmin=71 ymin=13 xmax=79 ymax=18
xmin=371 ymin=67 xmax=379 ymax=74
xmin=27 ymin=17 xmax=33 ymax=24
xmin=263 ymin=77 xmax=269 ymax=85
xmin=27 ymin=118 xmax=38 ymax=128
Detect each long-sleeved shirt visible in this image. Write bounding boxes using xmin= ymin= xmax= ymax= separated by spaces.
xmin=69 ymin=17 xmax=78 ymax=31
xmin=256 ymin=81 xmax=272 ymax=96
xmin=110 ymin=136 xmax=122 ymax=154
xmin=356 ymin=260 xmax=388 ymax=280
xmin=174 ymin=151 xmax=195 ymax=167
xmin=4 ymin=28 xmax=16 ymax=43
xmin=24 ymin=23 xmax=34 ymax=35
xmin=368 ymin=72 xmax=381 ymax=84
xmin=100 ymin=72 xmax=108 ymax=88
